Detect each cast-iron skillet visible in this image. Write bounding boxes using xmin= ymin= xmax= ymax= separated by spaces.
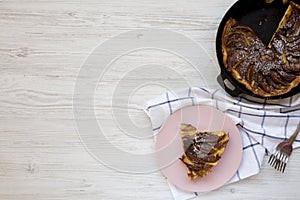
xmin=216 ymin=0 xmax=300 ymax=99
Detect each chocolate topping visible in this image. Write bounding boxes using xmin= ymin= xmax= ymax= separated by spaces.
xmin=221 ymin=2 xmax=300 ymax=97
xmin=180 ymin=124 xmax=230 ymax=179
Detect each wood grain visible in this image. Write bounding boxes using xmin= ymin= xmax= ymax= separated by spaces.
xmin=0 ymin=0 xmax=299 ymax=199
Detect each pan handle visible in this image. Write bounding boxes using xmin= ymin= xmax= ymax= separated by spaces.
xmin=217 ymin=72 xmax=242 ymax=97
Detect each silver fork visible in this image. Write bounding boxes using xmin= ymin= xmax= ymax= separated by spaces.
xmin=268 ymin=121 xmax=300 ymax=173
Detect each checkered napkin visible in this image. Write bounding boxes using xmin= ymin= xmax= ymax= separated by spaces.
xmin=143 ymin=87 xmax=300 ymax=200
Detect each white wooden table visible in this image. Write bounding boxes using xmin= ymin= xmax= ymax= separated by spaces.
xmin=0 ymin=0 xmax=299 ymax=199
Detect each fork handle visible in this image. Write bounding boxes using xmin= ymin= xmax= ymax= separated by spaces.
xmin=287 ymin=121 xmax=300 ymax=145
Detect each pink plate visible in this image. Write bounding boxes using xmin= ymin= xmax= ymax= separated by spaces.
xmin=155 ymin=104 xmax=243 ymax=192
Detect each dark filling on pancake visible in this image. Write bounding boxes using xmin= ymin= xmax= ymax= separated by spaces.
xmin=180 ymin=124 xmax=229 ymax=179
xmin=222 ymin=2 xmax=300 ymax=97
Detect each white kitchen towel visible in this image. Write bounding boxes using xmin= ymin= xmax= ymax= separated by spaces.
xmin=143 ymin=87 xmax=300 ymax=200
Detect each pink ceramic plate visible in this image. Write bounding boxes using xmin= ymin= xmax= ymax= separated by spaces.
xmin=155 ymin=104 xmax=242 ymax=192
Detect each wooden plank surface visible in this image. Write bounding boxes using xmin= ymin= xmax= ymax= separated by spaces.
xmin=0 ymin=0 xmax=299 ymax=199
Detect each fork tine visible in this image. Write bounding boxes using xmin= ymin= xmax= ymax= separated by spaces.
xmin=272 ymin=156 xmax=279 ymax=167
xmin=278 ymin=156 xmax=286 ymax=171
xmin=272 ymin=157 xmax=277 ymax=168
xmin=268 ymin=154 xmax=273 ymax=163
xmin=275 ymin=159 xmax=280 ymax=170
xmin=271 ymin=151 xmax=280 ymax=166
xmin=282 ymin=162 xmax=287 ymax=173
xmin=268 ymin=154 xmax=276 ymax=166
xmin=276 ymin=154 xmax=284 ymax=170
xmin=274 ymin=159 xmax=280 ymax=170
xmin=282 ymin=155 xmax=288 ymax=171
xmin=268 ymin=153 xmax=273 ymax=163
xmin=277 ymin=161 xmax=282 ymax=171
xmin=271 ymin=158 xmax=278 ymax=167
xmin=271 ymin=151 xmax=278 ymax=162
xmin=278 ymin=158 xmax=285 ymax=172
xmin=275 ymin=153 xmax=283 ymax=170
xmin=282 ymin=156 xmax=289 ymax=173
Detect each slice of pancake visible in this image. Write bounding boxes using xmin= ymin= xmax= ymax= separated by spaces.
xmin=180 ymin=123 xmax=229 ymax=180
xmin=269 ymin=1 xmax=300 ymax=88
xmin=221 ymin=1 xmax=300 ymax=97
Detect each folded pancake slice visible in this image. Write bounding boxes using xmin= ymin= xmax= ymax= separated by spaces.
xmin=180 ymin=123 xmax=229 ymax=180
